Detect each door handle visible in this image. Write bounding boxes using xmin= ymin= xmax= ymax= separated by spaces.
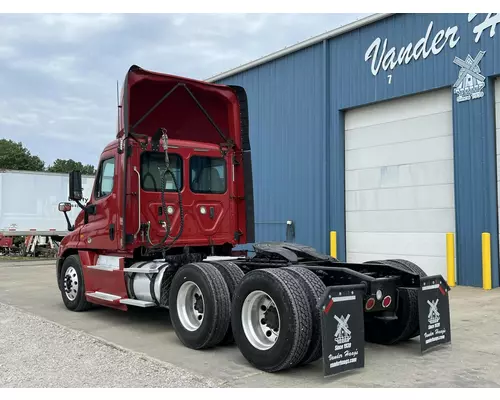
xmin=109 ymin=224 xmax=115 ymax=241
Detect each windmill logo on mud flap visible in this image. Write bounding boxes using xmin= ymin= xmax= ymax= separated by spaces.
xmin=427 ymin=299 xmax=440 ymax=327
xmin=334 ymin=314 xmax=351 ymax=345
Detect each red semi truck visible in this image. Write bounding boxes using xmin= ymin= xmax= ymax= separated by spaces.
xmin=0 ymin=234 xmax=14 ymax=254
xmin=55 ymin=65 xmax=451 ymax=375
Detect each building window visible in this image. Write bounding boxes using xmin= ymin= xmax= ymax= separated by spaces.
xmin=190 ymin=156 xmax=227 ymax=194
xmin=141 ymin=152 xmax=183 ymax=192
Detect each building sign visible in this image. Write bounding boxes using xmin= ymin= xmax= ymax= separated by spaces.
xmin=364 ymin=13 xmax=499 ymax=94
xmin=468 ymin=13 xmax=500 ymax=43
xmin=364 ymin=21 xmax=460 ymax=77
xmin=453 ymin=51 xmax=486 ymax=102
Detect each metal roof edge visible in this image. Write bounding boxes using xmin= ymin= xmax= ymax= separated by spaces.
xmin=205 ymin=13 xmax=394 ymax=82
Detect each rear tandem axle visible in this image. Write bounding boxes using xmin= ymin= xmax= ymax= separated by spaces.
xmin=57 ymin=242 xmax=451 ymax=377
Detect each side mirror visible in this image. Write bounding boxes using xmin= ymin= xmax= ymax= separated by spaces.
xmin=58 ymin=202 xmax=72 ymax=213
xmin=58 ymin=202 xmax=75 ymax=232
xmin=69 ymin=170 xmax=83 ymax=201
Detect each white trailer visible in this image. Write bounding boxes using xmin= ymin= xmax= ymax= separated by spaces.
xmin=0 ymin=170 xmax=95 ymax=256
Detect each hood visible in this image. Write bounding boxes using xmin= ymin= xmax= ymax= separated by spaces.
xmin=117 ymin=65 xmax=240 ymax=147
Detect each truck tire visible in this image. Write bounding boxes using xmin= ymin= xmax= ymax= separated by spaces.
xmin=363 ymin=259 xmax=422 ymax=345
xmin=385 ymin=259 xmax=427 ymax=339
xmin=208 ymin=260 xmax=245 ymax=345
xmin=169 ymin=262 xmax=231 ymax=350
xmin=59 ymin=255 xmax=92 ymax=312
xmin=386 ymin=259 xmax=427 ymax=278
xmin=231 ymin=268 xmax=312 ymax=373
xmin=282 ymin=266 xmax=326 ymax=366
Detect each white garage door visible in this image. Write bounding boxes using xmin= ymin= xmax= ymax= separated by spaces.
xmin=345 ymin=88 xmax=455 ymax=277
xmin=496 ymin=78 xmax=500 ymax=258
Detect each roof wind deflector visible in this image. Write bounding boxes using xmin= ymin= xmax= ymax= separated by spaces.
xmin=130 ymin=83 xmax=234 ymax=155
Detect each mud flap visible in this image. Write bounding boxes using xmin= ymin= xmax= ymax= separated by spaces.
xmin=418 ymin=275 xmax=451 ymax=353
xmin=318 ymin=284 xmax=366 ymax=378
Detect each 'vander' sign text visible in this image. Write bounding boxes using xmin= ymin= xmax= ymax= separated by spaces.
xmin=364 ymin=13 xmax=500 ymax=77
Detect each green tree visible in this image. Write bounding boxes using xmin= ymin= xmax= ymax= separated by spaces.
xmin=47 ymin=158 xmax=96 ymax=175
xmin=0 ymin=139 xmax=45 ymax=171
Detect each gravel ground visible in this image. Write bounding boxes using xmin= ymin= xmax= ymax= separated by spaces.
xmin=0 ymin=302 xmax=220 ymax=388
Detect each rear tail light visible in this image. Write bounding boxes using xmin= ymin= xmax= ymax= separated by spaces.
xmin=365 ymin=297 xmax=375 ymax=310
xmin=382 ymin=295 xmax=392 ymax=308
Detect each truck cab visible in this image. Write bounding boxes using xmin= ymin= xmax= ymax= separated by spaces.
xmin=57 ymin=65 xmax=254 ymax=263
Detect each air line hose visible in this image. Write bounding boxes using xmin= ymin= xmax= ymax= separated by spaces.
xmin=145 ymin=128 xmax=185 ymax=253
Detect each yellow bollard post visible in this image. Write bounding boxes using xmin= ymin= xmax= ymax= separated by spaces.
xmin=330 ymin=231 xmax=337 ymax=258
xmin=446 ymin=233 xmax=456 ymax=287
xmin=482 ymin=232 xmax=492 ymax=290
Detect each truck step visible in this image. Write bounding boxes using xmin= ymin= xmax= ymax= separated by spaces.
xmin=86 ymin=291 xmax=122 ymax=302
xmin=87 ymin=264 xmax=119 ymax=271
xmin=87 ymin=255 xmax=123 ymax=272
xmin=119 ymin=299 xmax=156 ymax=307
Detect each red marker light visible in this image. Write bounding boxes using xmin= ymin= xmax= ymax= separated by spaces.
xmin=382 ymin=295 xmax=392 ymax=308
xmin=365 ymin=298 xmax=375 ymax=310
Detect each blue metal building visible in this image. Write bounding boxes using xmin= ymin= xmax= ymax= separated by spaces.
xmin=207 ymin=13 xmax=500 ymax=288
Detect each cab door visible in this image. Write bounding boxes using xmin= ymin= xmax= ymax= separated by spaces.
xmin=188 ymin=154 xmax=232 ymax=241
xmin=78 ymin=151 xmax=119 ymax=251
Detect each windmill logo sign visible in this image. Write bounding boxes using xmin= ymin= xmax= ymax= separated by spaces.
xmin=453 ymin=50 xmax=486 ymax=103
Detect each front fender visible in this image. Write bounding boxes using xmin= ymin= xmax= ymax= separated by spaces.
xmin=56 ymin=229 xmax=81 ymax=289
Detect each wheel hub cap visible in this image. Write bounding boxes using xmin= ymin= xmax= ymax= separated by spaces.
xmin=263 ymin=305 xmax=279 ymax=331
xmin=177 ymin=281 xmax=204 ymax=331
xmin=64 ymin=267 xmax=78 ymax=301
xmin=241 ymin=290 xmax=280 ymax=350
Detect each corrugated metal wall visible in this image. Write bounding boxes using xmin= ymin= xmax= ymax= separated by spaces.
xmin=216 ymin=13 xmax=500 ymax=287
xmin=219 ymin=44 xmax=329 ymax=253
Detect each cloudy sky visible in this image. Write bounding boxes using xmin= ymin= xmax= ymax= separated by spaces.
xmin=0 ymin=13 xmax=369 ymax=167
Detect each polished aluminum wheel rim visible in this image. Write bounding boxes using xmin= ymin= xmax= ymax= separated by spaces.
xmin=177 ymin=281 xmax=204 ymax=331
xmin=64 ymin=266 xmax=79 ymax=301
xmin=241 ymin=290 xmax=280 ymax=350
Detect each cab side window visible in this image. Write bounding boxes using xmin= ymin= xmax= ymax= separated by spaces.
xmin=95 ymin=157 xmax=115 ymax=199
